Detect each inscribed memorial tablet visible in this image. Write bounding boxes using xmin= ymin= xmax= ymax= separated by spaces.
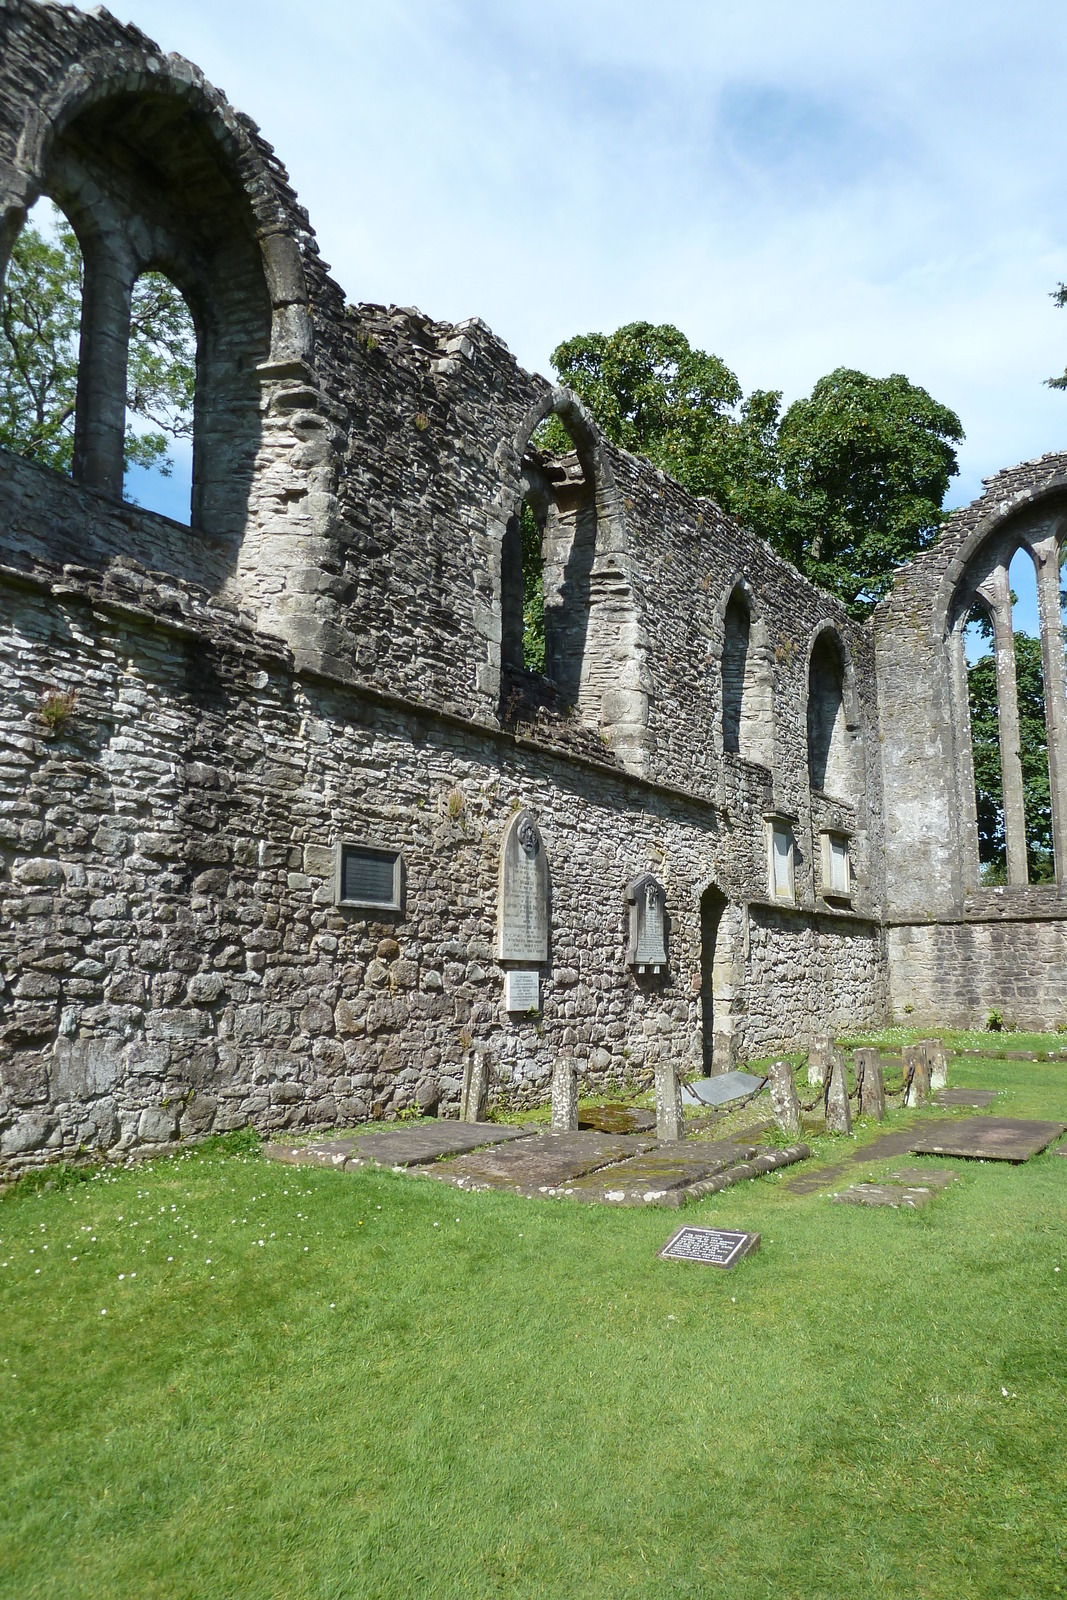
xmin=658 ymin=1225 xmax=760 ymax=1268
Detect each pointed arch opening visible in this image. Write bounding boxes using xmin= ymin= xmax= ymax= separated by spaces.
xmin=807 ymin=629 xmax=855 ymax=797
xmin=502 ymin=410 xmax=597 ymax=704
xmin=2 ymin=77 xmax=274 ymax=551
xmin=721 ymin=583 xmax=773 ymax=766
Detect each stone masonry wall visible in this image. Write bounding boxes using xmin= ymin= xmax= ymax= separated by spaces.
xmin=0 ymin=570 xmax=885 ymax=1169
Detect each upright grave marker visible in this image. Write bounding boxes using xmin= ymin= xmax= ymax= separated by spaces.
xmin=498 ymin=811 xmax=549 ymax=1017
xmin=551 ymin=1056 xmax=578 ymax=1131
xmin=855 ymin=1048 xmax=885 ymax=1120
xmin=767 ymin=1058 xmax=801 ymax=1137
xmin=826 ymin=1052 xmax=852 ymax=1134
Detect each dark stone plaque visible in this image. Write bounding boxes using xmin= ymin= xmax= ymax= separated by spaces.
xmin=658 ymin=1225 xmax=760 ymax=1268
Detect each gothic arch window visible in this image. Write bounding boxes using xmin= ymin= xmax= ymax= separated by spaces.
xmin=2 ymin=78 xmax=274 ymax=544
xmin=501 ymin=409 xmax=597 ymax=702
xmin=951 ymin=527 xmax=1064 ymax=887
xmin=721 ymin=583 xmax=773 ymax=766
xmin=807 ymin=628 xmax=854 ymax=797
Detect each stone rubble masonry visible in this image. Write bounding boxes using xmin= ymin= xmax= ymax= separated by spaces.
xmin=0 ymin=0 xmax=1058 ymax=1168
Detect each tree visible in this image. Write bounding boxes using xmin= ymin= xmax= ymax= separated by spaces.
xmin=0 ymin=203 xmax=195 ymax=481
xmin=1048 ymin=281 xmax=1067 ymax=389
xmin=549 ymin=322 xmax=963 ymax=618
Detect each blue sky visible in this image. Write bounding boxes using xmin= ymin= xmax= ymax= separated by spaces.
xmin=106 ymin=0 xmax=1067 ymax=519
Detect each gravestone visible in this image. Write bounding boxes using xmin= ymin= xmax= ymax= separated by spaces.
xmin=825 ymin=1053 xmax=852 ymax=1134
xmin=498 ymin=809 xmax=550 ymax=964
xmin=658 ymin=1225 xmax=760 ymax=1268
xmin=766 ymin=1058 xmax=800 ymax=1137
xmin=460 ymin=1045 xmax=489 ymax=1123
xmin=902 ymin=1044 xmax=931 ymax=1107
xmin=923 ymin=1038 xmax=949 ymax=1092
xmin=855 ymin=1048 xmax=885 ymax=1120
xmin=654 ymin=1054 xmax=684 ymax=1142
xmin=551 ymin=1057 xmax=578 ymax=1131
xmin=808 ymin=1033 xmax=833 ymax=1087
xmin=626 ymin=873 xmax=668 ymax=975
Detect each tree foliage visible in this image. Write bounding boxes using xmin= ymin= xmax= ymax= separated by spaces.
xmin=0 ymin=204 xmax=196 ymax=481
xmin=549 ymin=321 xmax=963 ymax=618
xmin=519 ymin=499 xmax=546 ymax=674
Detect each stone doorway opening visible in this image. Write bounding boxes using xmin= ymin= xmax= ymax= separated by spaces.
xmin=700 ymin=886 xmax=727 ymax=1075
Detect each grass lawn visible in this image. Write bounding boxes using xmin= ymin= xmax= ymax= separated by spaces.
xmin=2 ymin=1037 xmax=1066 ymax=1600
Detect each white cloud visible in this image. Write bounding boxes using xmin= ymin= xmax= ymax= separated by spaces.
xmin=84 ymin=0 xmax=1067 ymax=503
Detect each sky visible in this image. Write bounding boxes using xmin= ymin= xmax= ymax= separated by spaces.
xmin=105 ymin=0 xmax=1067 ymax=521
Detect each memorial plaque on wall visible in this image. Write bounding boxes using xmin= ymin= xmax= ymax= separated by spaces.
xmin=498 ymin=809 xmax=550 ymax=963
xmin=626 ymin=873 xmax=668 ymax=974
xmin=658 ymin=1226 xmax=761 ymax=1268
xmin=504 ymin=969 xmax=540 ymax=1014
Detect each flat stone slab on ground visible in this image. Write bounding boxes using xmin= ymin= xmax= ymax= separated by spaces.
xmin=350 ymin=1121 xmax=535 ymax=1167
xmin=265 ymin=1138 xmax=357 ymax=1170
xmin=658 ymin=1225 xmax=761 ymax=1267
xmin=428 ymin=1130 xmax=655 ymax=1191
xmin=882 ymin=1166 xmax=959 ymax=1190
xmin=832 ymin=1183 xmax=935 ymax=1209
xmin=560 ymin=1144 xmax=737 ymax=1203
xmin=934 ymin=1088 xmax=997 ymax=1108
xmin=578 ymin=1104 xmax=657 ymax=1135
xmin=910 ymin=1117 xmax=1066 ymax=1163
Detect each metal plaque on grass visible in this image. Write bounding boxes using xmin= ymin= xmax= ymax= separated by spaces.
xmin=658 ymin=1225 xmax=760 ymax=1268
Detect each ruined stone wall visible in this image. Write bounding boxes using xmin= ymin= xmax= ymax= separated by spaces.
xmin=887 ymin=899 xmax=1067 ymax=1032
xmin=0 ymin=1 xmax=919 ymax=1172
xmin=0 ymin=566 xmax=886 ymax=1168
xmin=874 ymin=455 xmax=1067 ymax=1026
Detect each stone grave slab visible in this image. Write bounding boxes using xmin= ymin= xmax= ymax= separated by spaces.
xmin=349 ymin=1121 xmax=534 ymax=1168
xmin=882 ymin=1166 xmax=959 ymax=1190
xmin=681 ymin=1071 xmax=766 ymax=1108
xmin=658 ymin=1225 xmax=760 ymax=1267
xmin=428 ymin=1130 xmax=654 ymax=1191
xmin=934 ymin=1088 xmax=997 ymax=1108
xmin=560 ymin=1144 xmax=736 ymax=1204
xmin=577 ymin=1103 xmax=657 ymax=1135
xmin=265 ymin=1138 xmax=357 ymax=1170
xmin=831 ymin=1183 xmax=935 ymax=1209
xmin=909 ymin=1117 xmax=1066 ymax=1163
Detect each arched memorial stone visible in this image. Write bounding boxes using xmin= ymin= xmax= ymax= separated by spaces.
xmin=498 ymin=810 xmax=550 ymax=964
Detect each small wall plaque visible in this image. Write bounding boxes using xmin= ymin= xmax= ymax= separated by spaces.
xmin=658 ymin=1226 xmax=761 ymax=1268
xmin=335 ymin=842 xmax=403 ymax=911
xmin=626 ymin=873 xmax=668 ymax=974
xmin=504 ymin=968 xmax=540 ymax=1014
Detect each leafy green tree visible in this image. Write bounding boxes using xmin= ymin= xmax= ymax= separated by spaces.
xmin=520 ymin=500 xmax=546 ymax=674
xmin=967 ymin=621 xmax=1053 ymax=884
xmin=549 ymin=322 xmax=963 ymax=618
xmin=0 ymin=203 xmax=195 ymax=481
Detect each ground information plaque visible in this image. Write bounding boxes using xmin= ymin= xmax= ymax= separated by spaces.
xmin=658 ymin=1226 xmax=760 ymax=1268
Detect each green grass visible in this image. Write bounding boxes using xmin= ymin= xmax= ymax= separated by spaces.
xmin=3 ymin=1045 xmax=1067 ymax=1600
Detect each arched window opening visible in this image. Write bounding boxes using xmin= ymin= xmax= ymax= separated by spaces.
xmin=0 ymin=199 xmax=82 ymax=475
xmin=721 ymin=586 xmax=773 ymax=765
xmin=1009 ymin=548 xmax=1054 ymax=881
xmin=964 ymin=600 xmax=1007 ymax=883
xmin=123 ymin=269 xmax=196 ymax=523
xmin=501 ymin=412 xmax=596 ymax=705
xmin=11 ymin=85 xmax=273 ymax=550
xmin=721 ymin=592 xmax=750 ymax=755
xmin=807 ymin=631 xmax=851 ymax=796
